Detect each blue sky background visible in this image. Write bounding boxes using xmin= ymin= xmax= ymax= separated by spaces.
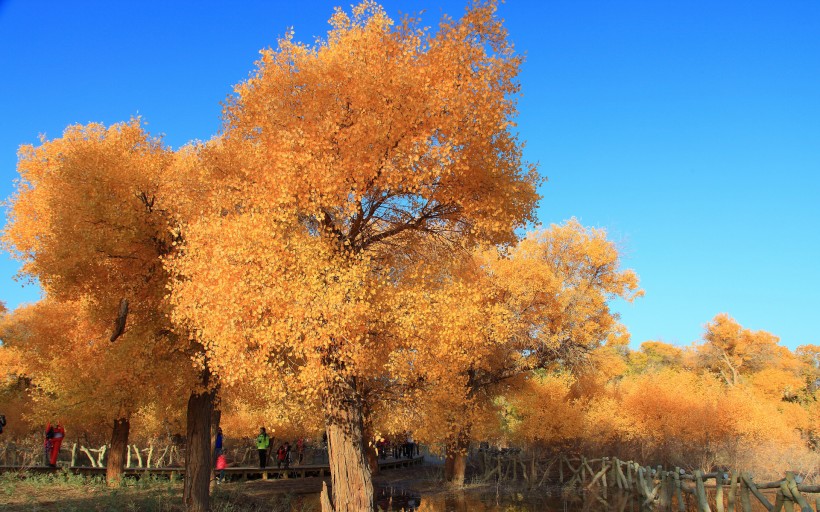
xmin=1 ymin=1 xmax=818 ymax=349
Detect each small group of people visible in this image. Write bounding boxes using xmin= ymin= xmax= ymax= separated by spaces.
xmin=213 ymin=427 xmax=308 ymax=483
xmin=375 ymin=432 xmax=419 ymax=460
xmin=255 ymin=427 xmax=305 ymax=469
xmin=44 ymin=421 xmax=65 ymax=467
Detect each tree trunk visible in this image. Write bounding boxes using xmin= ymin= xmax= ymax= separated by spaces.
xmin=322 ymin=390 xmax=374 ymax=512
xmin=106 ymin=417 xmax=130 ymax=486
xmin=362 ymin=426 xmax=379 ymax=475
xmin=366 ymin=441 xmax=379 ymax=475
xmin=444 ymin=429 xmax=470 ymax=486
xmin=183 ymin=387 xmax=215 ymax=512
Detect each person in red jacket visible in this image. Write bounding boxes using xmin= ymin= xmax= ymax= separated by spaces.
xmin=276 ymin=444 xmax=287 ymax=469
xmin=49 ymin=422 xmax=65 ymax=467
xmin=215 ymin=453 xmax=227 ymax=484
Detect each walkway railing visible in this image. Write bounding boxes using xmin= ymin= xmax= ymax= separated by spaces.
xmin=0 ymin=455 xmax=424 ymax=481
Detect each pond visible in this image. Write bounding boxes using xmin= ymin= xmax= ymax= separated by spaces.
xmin=308 ymin=485 xmax=775 ymax=511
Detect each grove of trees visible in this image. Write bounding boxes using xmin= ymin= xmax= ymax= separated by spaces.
xmin=0 ymin=2 xmax=818 ymax=511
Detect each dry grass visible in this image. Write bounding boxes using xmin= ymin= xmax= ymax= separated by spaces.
xmin=0 ymin=471 xmax=313 ymax=512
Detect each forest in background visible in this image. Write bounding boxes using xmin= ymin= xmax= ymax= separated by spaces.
xmin=3 ymin=300 xmax=818 ymax=482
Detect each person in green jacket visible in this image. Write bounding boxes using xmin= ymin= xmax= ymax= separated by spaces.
xmin=256 ymin=427 xmax=270 ymax=468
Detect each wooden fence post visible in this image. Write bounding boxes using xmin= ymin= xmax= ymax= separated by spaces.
xmin=727 ymin=471 xmax=737 ymax=512
xmin=694 ymin=470 xmax=712 ymax=512
xmin=784 ymin=472 xmax=812 ymax=512
xmin=659 ymin=471 xmax=671 ymax=511
xmin=644 ymin=466 xmax=655 ymax=500
xmin=581 ymin=456 xmax=587 ymax=483
xmin=627 ymin=461 xmax=634 ymax=491
xmin=674 ymin=468 xmax=685 ymax=512
xmin=637 ymin=465 xmax=647 ymax=499
xmin=740 ymin=474 xmax=753 ymax=512
xmin=617 ymin=460 xmax=628 ymax=490
xmin=715 ymin=471 xmax=724 ymax=512
xmin=132 ymin=445 xmax=143 ymax=468
xmin=772 ymin=489 xmax=784 ymax=512
xmin=779 ymin=480 xmax=794 ymax=512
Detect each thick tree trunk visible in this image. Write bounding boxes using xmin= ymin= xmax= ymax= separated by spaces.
xmin=444 ymin=429 xmax=470 ymax=487
xmin=183 ymin=387 xmax=215 ymax=512
xmin=321 ymin=392 xmax=374 ymax=512
xmin=106 ymin=417 xmax=130 ymax=486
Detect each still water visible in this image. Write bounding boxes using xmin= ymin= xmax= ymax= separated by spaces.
xmin=376 ymin=486 xmax=645 ymax=511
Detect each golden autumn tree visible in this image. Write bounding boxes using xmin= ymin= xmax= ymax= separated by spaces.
xmin=0 ymin=302 xmax=35 ymax=444
xmin=167 ymin=2 xmax=539 ymax=510
xmin=796 ymin=344 xmax=820 ymax=400
xmin=506 ymin=371 xmax=586 ymax=449
xmin=0 ymin=298 xmax=191 ymax=476
xmin=696 ymin=313 xmax=796 ymax=386
xmin=396 ymin=219 xmax=641 ymax=485
xmin=629 ymin=340 xmax=683 ymax=373
xmin=0 ymin=120 xmax=213 ymax=505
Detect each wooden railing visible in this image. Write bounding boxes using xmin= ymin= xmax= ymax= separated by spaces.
xmin=0 ymin=455 xmax=425 ymax=481
xmin=559 ymin=455 xmax=819 ymax=512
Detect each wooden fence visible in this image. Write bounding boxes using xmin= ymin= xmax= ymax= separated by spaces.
xmin=0 ymin=455 xmax=425 ymax=481
xmin=559 ymin=455 xmax=820 ymax=512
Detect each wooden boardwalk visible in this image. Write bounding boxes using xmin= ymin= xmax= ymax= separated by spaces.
xmin=0 ymin=456 xmax=424 ymax=481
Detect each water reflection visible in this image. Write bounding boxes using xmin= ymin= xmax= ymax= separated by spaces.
xmin=375 ymin=485 xmax=422 ymax=510
xmin=303 ymin=487 xmax=772 ymax=511
xmin=374 ymin=487 xmax=652 ymax=512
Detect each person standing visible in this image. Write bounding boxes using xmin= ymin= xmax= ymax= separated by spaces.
xmin=276 ymin=444 xmax=287 ymax=469
xmin=214 ymin=427 xmax=223 ymax=456
xmin=44 ymin=423 xmax=54 ymax=467
xmin=405 ymin=433 xmax=414 ymax=459
xmin=215 ymin=453 xmax=227 ymax=484
xmin=50 ymin=422 xmax=65 ymax=467
xmin=295 ymin=437 xmax=304 ymax=465
xmin=256 ymin=427 xmax=270 ymax=468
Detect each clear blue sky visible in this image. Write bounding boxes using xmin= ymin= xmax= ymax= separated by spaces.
xmin=1 ymin=1 xmax=818 ymax=349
